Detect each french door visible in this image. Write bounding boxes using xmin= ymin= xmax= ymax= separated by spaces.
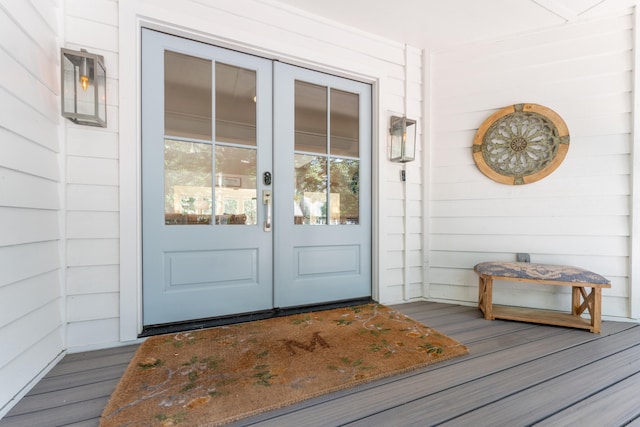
xmin=141 ymin=29 xmax=371 ymax=326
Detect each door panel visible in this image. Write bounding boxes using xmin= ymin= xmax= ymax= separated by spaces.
xmin=295 ymin=245 xmax=360 ymax=276
xmin=273 ymin=63 xmax=372 ymax=307
xmin=142 ymin=29 xmax=273 ymax=325
xmin=164 ymin=249 xmax=257 ymax=287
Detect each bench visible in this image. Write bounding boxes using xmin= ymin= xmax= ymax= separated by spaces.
xmin=474 ymin=261 xmax=611 ymax=333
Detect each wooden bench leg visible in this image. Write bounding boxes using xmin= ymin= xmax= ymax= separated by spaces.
xmin=592 ymin=288 xmax=602 ymax=333
xmin=478 ymin=276 xmax=493 ymax=320
xmin=571 ymin=286 xmax=583 ymax=316
xmin=571 ymin=286 xmax=603 ymax=333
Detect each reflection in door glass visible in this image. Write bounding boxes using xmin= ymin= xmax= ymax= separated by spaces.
xmin=216 ymin=63 xmax=257 ymax=146
xmin=164 ymin=140 xmax=213 ymax=225
xmin=164 ymin=51 xmax=212 ymax=140
xmin=295 ymin=81 xmax=327 ymax=154
xmin=330 ymin=159 xmax=359 ymax=224
xmin=294 ymin=154 xmax=327 ymax=224
xmin=215 ymin=146 xmax=257 ymax=225
xmin=330 ymin=89 xmax=359 ymax=158
xmin=294 ymin=82 xmax=360 ymax=225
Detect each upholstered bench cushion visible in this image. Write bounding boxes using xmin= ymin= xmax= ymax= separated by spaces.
xmin=474 ymin=262 xmax=610 ymax=285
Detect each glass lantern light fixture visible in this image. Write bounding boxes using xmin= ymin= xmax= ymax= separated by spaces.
xmin=61 ymin=48 xmax=107 ymax=127
xmin=389 ymin=115 xmax=417 ymax=162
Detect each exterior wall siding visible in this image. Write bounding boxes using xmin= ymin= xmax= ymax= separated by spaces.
xmin=382 ymin=47 xmax=425 ymax=303
xmin=428 ymin=8 xmax=634 ymax=319
xmin=63 ymin=0 xmax=121 ymax=351
xmin=0 ymin=0 xmax=64 ymax=417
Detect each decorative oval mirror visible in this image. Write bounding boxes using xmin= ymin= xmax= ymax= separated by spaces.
xmin=472 ymin=103 xmax=569 ymax=185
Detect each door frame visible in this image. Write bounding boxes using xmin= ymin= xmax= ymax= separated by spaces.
xmin=118 ymin=18 xmax=381 ymax=342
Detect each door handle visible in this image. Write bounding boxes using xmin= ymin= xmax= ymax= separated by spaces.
xmin=263 ymin=190 xmax=272 ymax=231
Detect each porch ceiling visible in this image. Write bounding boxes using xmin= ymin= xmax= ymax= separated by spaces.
xmin=273 ymin=0 xmax=636 ymax=50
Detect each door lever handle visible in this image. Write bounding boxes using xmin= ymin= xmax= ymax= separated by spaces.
xmin=263 ymin=190 xmax=272 ymax=231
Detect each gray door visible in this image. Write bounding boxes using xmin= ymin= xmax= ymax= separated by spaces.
xmin=142 ymin=29 xmax=371 ymax=326
xmin=273 ymin=62 xmax=372 ymax=307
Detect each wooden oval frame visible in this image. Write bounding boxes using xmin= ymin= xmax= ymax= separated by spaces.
xmin=472 ymin=103 xmax=570 ymax=185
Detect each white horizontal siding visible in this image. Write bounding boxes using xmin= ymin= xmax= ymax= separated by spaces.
xmin=0 ymin=208 xmax=59 ymax=245
xmin=382 ymin=41 xmax=425 ymax=303
xmin=0 ymin=48 xmax=58 ymax=123
xmin=62 ymin=0 xmax=121 ymax=352
xmin=66 ymin=265 xmax=119 ymax=295
xmin=65 ymin=16 xmax=118 ymax=53
xmin=0 ymin=329 xmax=63 ymax=413
xmin=67 ymin=293 xmax=119 ymax=322
xmin=432 ymin=235 xmax=628 ymax=259
xmin=66 ymin=184 xmax=119 ymax=211
xmin=0 ymin=167 xmax=61 ymax=209
xmin=66 ymin=238 xmax=119 ymax=267
xmin=67 ymin=127 xmax=119 ymax=159
xmin=66 ymin=211 xmax=119 ymax=239
xmin=0 ymin=271 xmax=61 ymax=328
xmin=431 ymin=195 xmax=630 ymax=218
xmin=0 ymin=301 xmax=62 ymax=368
xmin=430 ymin=250 xmax=628 ymax=278
xmin=0 ymin=241 xmax=60 ymax=288
xmin=0 ymin=89 xmax=58 ymax=154
xmin=0 ymin=0 xmax=63 ymax=417
xmin=0 ymin=129 xmax=59 ymax=181
xmin=66 ymin=156 xmax=119 ymax=186
xmin=432 ymin=175 xmax=630 ymax=200
xmin=0 ymin=4 xmax=57 ymax=93
xmin=429 ymin=10 xmax=634 ymax=318
xmin=66 ymin=318 xmax=120 ymax=350
xmin=431 ymin=216 xmax=629 ymax=237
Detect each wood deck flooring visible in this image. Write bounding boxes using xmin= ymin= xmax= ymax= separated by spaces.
xmin=2 ymin=301 xmax=640 ymax=426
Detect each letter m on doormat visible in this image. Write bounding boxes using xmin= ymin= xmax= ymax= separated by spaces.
xmin=282 ymin=332 xmax=330 ymax=355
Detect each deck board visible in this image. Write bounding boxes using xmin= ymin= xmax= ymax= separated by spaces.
xmin=534 ymin=371 xmax=640 ymax=426
xmin=1 ymin=302 xmax=639 ymax=427
xmin=345 ymin=327 xmax=640 ymax=426
xmin=27 ymin=364 xmax=132 ymax=396
xmin=439 ymin=332 xmax=640 ymax=426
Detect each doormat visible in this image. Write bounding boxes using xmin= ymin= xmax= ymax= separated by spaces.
xmin=100 ymin=304 xmax=468 ymax=426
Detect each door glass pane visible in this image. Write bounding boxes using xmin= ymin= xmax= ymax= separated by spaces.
xmin=330 ymin=89 xmax=359 ymax=157
xmin=216 ymin=63 xmax=257 ymax=146
xmin=295 ymin=81 xmax=327 ymax=154
xmin=294 ymin=154 xmax=327 ymax=225
xmin=215 ymin=146 xmax=257 ymax=225
xmin=164 ymin=140 xmax=212 ymax=225
xmin=164 ymin=51 xmax=212 ymax=140
xmin=293 ymin=84 xmax=361 ymax=226
xmin=330 ymin=159 xmax=359 ymax=224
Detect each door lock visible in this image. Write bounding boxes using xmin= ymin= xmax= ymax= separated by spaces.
xmin=263 ymin=171 xmax=272 ymax=186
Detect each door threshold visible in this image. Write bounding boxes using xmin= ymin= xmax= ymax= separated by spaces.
xmin=139 ymin=297 xmax=374 ymax=337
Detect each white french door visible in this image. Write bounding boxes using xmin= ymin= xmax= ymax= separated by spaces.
xmin=142 ymin=29 xmax=371 ymax=326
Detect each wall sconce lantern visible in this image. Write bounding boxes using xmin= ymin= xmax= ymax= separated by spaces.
xmin=61 ymin=48 xmax=107 ymax=127
xmin=389 ymin=115 xmax=417 ymax=162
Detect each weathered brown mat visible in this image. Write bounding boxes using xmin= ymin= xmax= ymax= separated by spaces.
xmin=100 ymin=304 xmax=468 ymax=426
